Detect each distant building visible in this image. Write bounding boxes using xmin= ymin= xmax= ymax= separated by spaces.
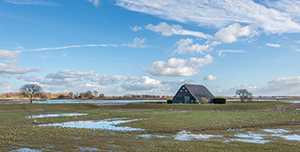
xmin=172 ymin=84 xmax=214 ymax=104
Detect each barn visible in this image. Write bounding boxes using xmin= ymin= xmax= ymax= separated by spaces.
xmin=172 ymin=84 xmax=214 ymax=104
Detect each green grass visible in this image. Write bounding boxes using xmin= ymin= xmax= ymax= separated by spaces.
xmin=0 ymin=102 xmax=299 ymax=152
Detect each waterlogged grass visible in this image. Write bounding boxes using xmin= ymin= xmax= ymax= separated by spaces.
xmin=0 ymin=102 xmax=299 ymax=151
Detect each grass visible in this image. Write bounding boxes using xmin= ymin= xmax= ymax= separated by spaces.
xmin=0 ymin=102 xmax=299 ymax=151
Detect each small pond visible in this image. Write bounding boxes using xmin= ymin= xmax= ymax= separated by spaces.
xmin=174 ymin=130 xmax=222 ymax=141
xmin=38 ymin=118 xmax=144 ymax=132
xmin=27 ymin=113 xmax=88 ymax=119
xmin=10 ymin=148 xmax=42 ymax=152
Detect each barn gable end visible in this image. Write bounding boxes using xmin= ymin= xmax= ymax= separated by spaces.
xmin=172 ymin=84 xmax=214 ymax=104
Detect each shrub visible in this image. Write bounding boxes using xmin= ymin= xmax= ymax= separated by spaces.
xmin=167 ymin=99 xmax=173 ymax=104
xmin=211 ymin=98 xmax=226 ymax=104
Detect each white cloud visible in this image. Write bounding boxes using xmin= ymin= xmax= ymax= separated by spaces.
xmin=175 ymin=38 xmax=209 ymax=54
xmin=216 ymin=76 xmax=300 ymax=96
xmin=0 ymin=82 xmax=14 ymax=92
xmin=145 ymin=22 xmax=211 ymax=39
xmin=19 ymin=38 xmax=146 ymax=53
xmin=174 ymin=24 xmax=255 ymax=55
xmin=127 ymin=37 xmax=145 ymax=48
xmin=258 ymin=76 xmax=300 ymax=95
xmin=88 ymin=0 xmax=100 ymax=7
xmin=121 ymin=76 xmax=161 ymax=91
xmin=215 ymin=23 xmax=255 ymax=43
xmin=23 ymin=44 xmax=117 ymax=53
xmin=0 ymin=49 xmax=36 ymax=76
xmin=0 ymin=63 xmax=37 ymax=75
xmin=4 ymin=0 xmax=58 ymax=6
xmin=18 ymin=70 xmax=172 ymax=95
xmin=131 ymin=25 xmax=142 ymax=32
xmin=218 ymin=49 xmax=246 ymax=57
xmin=261 ymin=0 xmax=300 ymax=21
xmin=251 ymin=76 xmax=300 ymax=96
xmin=150 ymin=55 xmax=213 ymax=77
xmin=0 ymin=50 xmax=18 ymax=58
xmin=117 ymin=0 xmax=300 ymax=34
xmin=266 ymin=43 xmax=281 ymax=48
xmin=204 ymin=74 xmax=217 ymax=81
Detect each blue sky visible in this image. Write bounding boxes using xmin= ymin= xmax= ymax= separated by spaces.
xmin=1 ymin=0 xmax=300 ymax=96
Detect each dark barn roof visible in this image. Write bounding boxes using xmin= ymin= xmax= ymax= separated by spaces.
xmin=183 ymin=84 xmax=214 ymax=101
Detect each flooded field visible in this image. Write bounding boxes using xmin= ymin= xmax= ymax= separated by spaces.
xmin=1 ymin=102 xmax=299 ymax=152
xmin=35 ymin=114 xmax=300 ymax=144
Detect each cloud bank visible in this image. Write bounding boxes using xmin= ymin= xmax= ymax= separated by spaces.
xmin=117 ymin=0 xmax=300 ymax=34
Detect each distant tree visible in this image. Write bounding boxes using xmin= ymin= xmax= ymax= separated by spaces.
xmin=68 ymin=92 xmax=74 ymax=99
xmin=79 ymin=90 xmax=94 ymax=99
xmin=236 ymin=89 xmax=253 ymax=103
xmin=98 ymin=93 xmax=105 ymax=98
xmin=85 ymin=90 xmax=94 ymax=99
xmin=92 ymin=90 xmax=99 ymax=97
xmin=20 ymin=84 xmax=43 ymax=103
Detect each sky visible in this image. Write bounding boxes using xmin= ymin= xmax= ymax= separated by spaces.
xmin=1 ymin=0 xmax=300 ymax=96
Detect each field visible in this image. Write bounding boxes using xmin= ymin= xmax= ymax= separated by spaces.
xmin=0 ymin=102 xmax=299 ymax=152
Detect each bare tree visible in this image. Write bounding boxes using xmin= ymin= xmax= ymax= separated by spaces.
xmin=20 ymin=84 xmax=43 ymax=103
xmin=236 ymin=89 xmax=253 ymax=103
xmin=93 ymin=90 xmax=99 ymax=97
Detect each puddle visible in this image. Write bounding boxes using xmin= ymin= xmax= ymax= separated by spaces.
xmin=79 ymin=147 xmax=99 ymax=152
xmin=133 ymin=128 xmax=300 ymax=143
xmin=174 ymin=130 xmax=222 ymax=141
xmin=226 ymin=128 xmax=242 ymax=132
xmin=137 ymin=134 xmax=168 ymax=139
xmin=38 ymin=118 xmax=144 ymax=132
xmin=27 ymin=113 xmax=87 ymax=119
xmin=262 ymin=129 xmax=289 ymax=134
xmin=230 ymin=132 xmax=270 ymax=144
xmin=280 ymin=134 xmax=300 ymax=142
xmin=262 ymin=128 xmax=300 ymax=141
xmin=10 ymin=148 xmax=42 ymax=152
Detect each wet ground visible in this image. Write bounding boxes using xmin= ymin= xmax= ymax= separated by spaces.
xmin=34 ymin=114 xmax=300 ymax=144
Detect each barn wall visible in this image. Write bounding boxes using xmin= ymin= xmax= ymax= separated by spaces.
xmin=172 ymin=87 xmax=196 ymax=104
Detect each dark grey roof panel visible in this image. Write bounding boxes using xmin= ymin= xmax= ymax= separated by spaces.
xmin=183 ymin=84 xmax=214 ymax=100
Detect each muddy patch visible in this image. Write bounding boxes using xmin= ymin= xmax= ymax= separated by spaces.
xmin=38 ymin=118 xmax=144 ymax=132
xmin=27 ymin=113 xmax=87 ymax=119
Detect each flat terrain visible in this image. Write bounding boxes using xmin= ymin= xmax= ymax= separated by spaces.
xmin=0 ymin=102 xmax=299 ymax=152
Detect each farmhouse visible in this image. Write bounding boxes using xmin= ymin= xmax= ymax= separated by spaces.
xmin=172 ymin=84 xmax=214 ymax=104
